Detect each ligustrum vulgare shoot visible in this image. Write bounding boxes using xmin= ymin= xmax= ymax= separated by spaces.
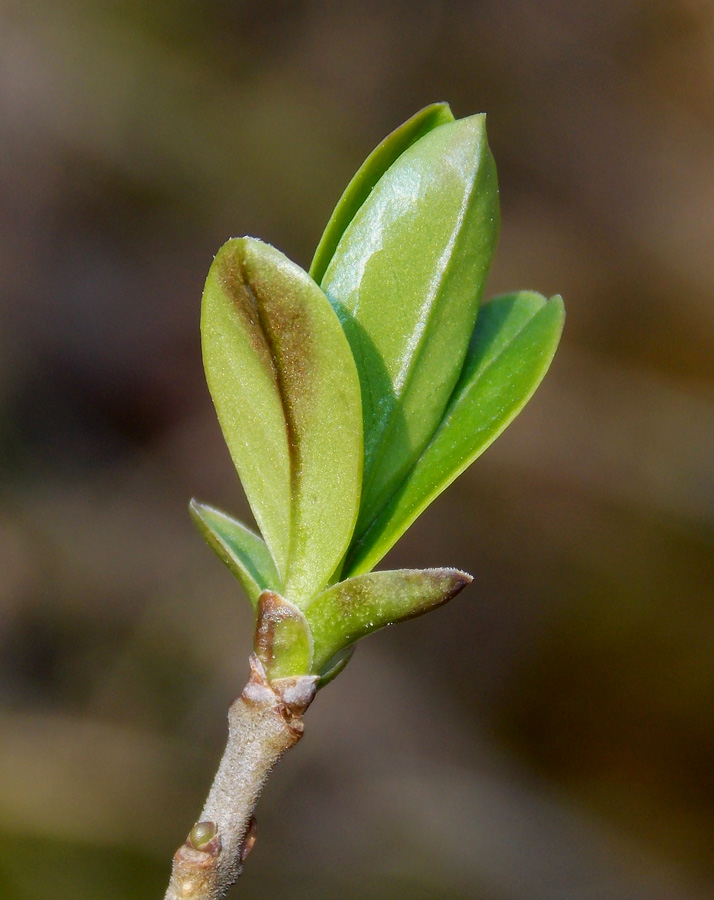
xmin=164 ymin=103 xmax=564 ymax=900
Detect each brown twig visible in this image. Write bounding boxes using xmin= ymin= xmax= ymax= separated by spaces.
xmin=164 ymin=654 xmax=317 ymax=900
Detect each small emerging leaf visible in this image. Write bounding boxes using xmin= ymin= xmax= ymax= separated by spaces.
xmin=255 ymin=591 xmax=313 ymax=679
xmin=310 ymin=102 xmax=454 ymax=283
xmin=321 ymin=115 xmax=499 ymax=542
xmin=305 ymin=568 xmax=472 ymax=672
xmin=315 ymin=645 xmax=355 ymax=687
xmin=346 ymin=293 xmax=565 ymax=575
xmin=190 ymin=499 xmax=281 ymax=607
xmin=202 ymin=238 xmax=363 ymax=605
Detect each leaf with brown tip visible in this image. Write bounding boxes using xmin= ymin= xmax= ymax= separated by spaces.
xmin=304 ymin=568 xmax=472 ymax=672
xmin=255 ymin=591 xmax=313 ymax=680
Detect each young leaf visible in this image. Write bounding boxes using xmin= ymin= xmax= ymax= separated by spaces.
xmin=255 ymin=591 xmax=313 ymax=680
xmin=309 ymin=102 xmax=454 ymax=284
xmin=345 ymin=292 xmax=565 ymax=576
xmin=305 ymin=568 xmax=472 ymax=673
xmin=201 ymin=237 xmax=363 ymax=605
xmin=320 ymin=115 xmax=499 ymax=540
xmin=189 ymin=500 xmax=281 ymax=608
xmin=315 ymin=645 xmax=355 ymax=687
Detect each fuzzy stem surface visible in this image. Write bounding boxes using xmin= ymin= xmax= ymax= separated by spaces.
xmin=164 ymin=655 xmax=317 ymax=900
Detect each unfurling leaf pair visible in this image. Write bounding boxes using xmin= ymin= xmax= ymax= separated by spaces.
xmin=192 ymin=103 xmax=564 ymax=683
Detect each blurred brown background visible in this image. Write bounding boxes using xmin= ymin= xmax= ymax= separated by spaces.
xmin=1 ymin=1 xmax=713 ymax=898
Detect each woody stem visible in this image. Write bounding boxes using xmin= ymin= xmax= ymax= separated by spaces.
xmin=163 ymin=655 xmax=317 ymax=900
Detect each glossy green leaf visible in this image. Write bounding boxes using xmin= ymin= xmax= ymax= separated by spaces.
xmin=255 ymin=591 xmax=313 ymax=679
xmin=309 ymin=102 xmax=454 ymax=284
xmin=321 ymin=115 xmax=499 ymax=541
xmin=346 ymin=292 xmax=565 ymax=575
xmin=305 ymin=568 xmax=472 ymax=672
xmin=189 ymin=499 xmax=280 ymax=608
xmin=201 ymin=237 xmax=363 ymax=604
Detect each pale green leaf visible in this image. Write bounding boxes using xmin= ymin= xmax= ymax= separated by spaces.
xmin=255 ymin=591 xmax=313 ymax=679
xmin=346 ymin=293 xmax=565 ymax=575
xmin=309 ymin=102 xmax=454 ymax=284
xmin=305 ymin=568 xmax=472 ymax=672
xmin=202 ymin=237 xmax=363 ymax=604
xmin=321 ymin=115 xmax=499 ymax=541
xmin=189 ymin=499 xmax=280 ymax=608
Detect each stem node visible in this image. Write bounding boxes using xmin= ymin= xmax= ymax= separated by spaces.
xmin=164 ymin=656 xmax=316 ymax=900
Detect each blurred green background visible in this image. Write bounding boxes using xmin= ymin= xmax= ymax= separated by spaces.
xmin=1 ymin=1 xmax=713 ymax=898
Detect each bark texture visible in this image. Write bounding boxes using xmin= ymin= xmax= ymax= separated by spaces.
xmin=164 ymin=655 xmax=316 ymax=900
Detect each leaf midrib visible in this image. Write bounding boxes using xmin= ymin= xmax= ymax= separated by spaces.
xmin=237 ymin=252 xmax=299 ymax=573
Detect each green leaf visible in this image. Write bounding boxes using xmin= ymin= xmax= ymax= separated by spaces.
xmin=315 ymin=645 xmax=355 ymax=687
xmin=255 ymin=591 xmax=314 ymax=679
xmin=309 ymin=102 xmax=454 ymax=284
xmin=201 ymin=237 xmax=363 ymax=605
xmin=320 ymin=115 xmax=499 ymax=542
xmin=346 ymin=292 xmax=565 ymax=575
xmin=189 ymin=499 xmax=280 ymax=608
xmin=305 ymin=568 xmax=472 ymax=672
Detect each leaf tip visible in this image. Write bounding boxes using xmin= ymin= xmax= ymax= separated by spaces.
xmin=548 ymin=293 xmax=566 ymax=318
xmin=189 ymin=496 xmax=212 ymax=529
xmin=426 ymin=566 xmax=473 ymax=598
